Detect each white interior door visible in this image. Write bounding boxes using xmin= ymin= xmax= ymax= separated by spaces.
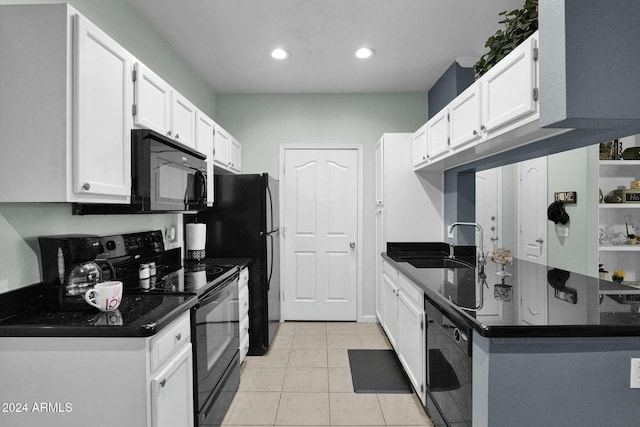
xmin=517 ymin=157 xmax=547 ymax=264
xmin=283 ymin=148 xmax=359 ymax=320
xmin=475 ymin=168 xmax=502 ymax=254
xmin=475 ymin=168 xmax=503 ymax=321
xmin=517 ymin=157 xmax=548 ymax=325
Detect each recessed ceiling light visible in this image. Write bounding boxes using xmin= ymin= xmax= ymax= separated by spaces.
xmin=270 ymin=48 xmax=290 ymax=60
xmin=355 ymin=47 xmax=375 ymax=59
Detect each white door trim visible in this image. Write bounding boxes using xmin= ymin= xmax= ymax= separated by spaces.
xmin=279 ymin=143 xmax=364 ymax=322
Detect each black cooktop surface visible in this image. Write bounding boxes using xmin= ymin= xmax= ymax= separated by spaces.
xmin=128 ymin=261 xmax=238 ymax=295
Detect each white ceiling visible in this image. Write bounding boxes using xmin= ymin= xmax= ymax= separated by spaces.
xmin=129 ymin=0 xmax=525 ymax=94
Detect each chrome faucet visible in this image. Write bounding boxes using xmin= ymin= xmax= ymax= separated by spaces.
xmin=447 ymin=222 xmax=488 ymax=269
xmin=447 ymin=221 xmax=489 ymax=311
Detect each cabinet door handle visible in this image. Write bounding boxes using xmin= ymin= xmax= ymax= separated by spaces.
xmin=536 ymin=238 xmax=544 ymax=244
xmin=473 ymin=130 xmax=478 ymax=136
xmin=159 ymin=378 xmax=167 ymax=388
xmin=480 ymin=125 xmax=486 ymax=131
xmin=175 ymin=133 xmax=180 ymax=139
xmin=175 ymin=333 xmax=182 ymax=341
xmin=167 ymin=131 xmax=172 ymax=136
xmin=82 ymin=182 xmax=91 ymax=191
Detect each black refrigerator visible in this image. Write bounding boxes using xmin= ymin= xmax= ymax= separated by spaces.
xmin=197 ymin=173 xmax=280 ymax=356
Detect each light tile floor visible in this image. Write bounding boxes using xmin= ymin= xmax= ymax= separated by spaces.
xmin=222 ymin=321 xmax=434 ymax=426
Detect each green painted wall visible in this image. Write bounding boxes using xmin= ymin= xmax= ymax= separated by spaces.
xmin=0 ymin=0 xmax=216 ymax=293
xmin=546 ymin=145 xmax=599 ymax=276
xmin=215 ymin=93 xmax=429 ymax=318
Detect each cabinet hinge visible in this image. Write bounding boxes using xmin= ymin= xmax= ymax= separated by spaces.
xmin=533 ymin=88 xmax=539 ymax=101
xmin=132 ymin=69 xmax=137 ymax=82
xmin=421 ymin=383 xmax=424 ymax=393
xmin=447 ymin=136 xmax=450 ymax=145
xmin=420 ymin=319 xmax=424 ymax=330
xmin=132 ymin=104 xmax=137 ymax=116
xmin=533 ymin=47 xmax=539 ymax=61
xmin=447 ymin=112 xmax=450 ymax=122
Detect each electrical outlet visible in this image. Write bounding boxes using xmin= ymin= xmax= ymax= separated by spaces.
xmin=557 ymin=226 xmax=569 ymax=237
xmin=630 ymin=358 xmax=640 ymax=388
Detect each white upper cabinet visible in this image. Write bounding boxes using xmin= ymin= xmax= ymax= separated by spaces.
xmin=195 ymin=111 xmax=215 ymax=206
xmin=426 ymin=109 xmax=450 ymax=160
xmin=133 ymin=62 xmax=171 ymax=136
xmin=73 ymin=13 xmax=133 ymax=200
xmin=480 ymin=34 xmax=537 ymax=133
xmin=449 ymin=83 xmax=482 ymax=150
xmin=133 ymin=63 xmax=201 ymax=152
xmin=170 ymin=91 xmax=197 ymax=149
xmin=214 ymin=123 xmax=242 ymax=174
xmin=0 ymin=4 xmax=135 ymax=203
xmin=412 ymin=123 xmax=429 ymax=168
xmin=229 ymin=137 xmax=242 ymax=173
xmin=412 ymin=32 xmax=555 ymax=172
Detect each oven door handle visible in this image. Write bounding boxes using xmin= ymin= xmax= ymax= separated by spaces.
xmin=198 ymin=277 xmax=238 ymax=307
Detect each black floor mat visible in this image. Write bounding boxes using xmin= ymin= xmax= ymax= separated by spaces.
xmin=348 ymin=349 xmax=412 ymax=393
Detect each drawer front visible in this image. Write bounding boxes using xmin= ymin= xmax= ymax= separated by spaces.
xmin=239 ymin=267 xmax=249 ymax=287
xmin=382 ymin=260 xmax=399 ymax=283
xmin=240 ymin=334 xmax=250 ymax=364
xmin=150 ymin=312 xmax=191 ymax=372
xmin=239 ymin=315 xmax=249 ymax=343
xmin=398 ymin=274 xmax=423 ymax=308
xmin=239 ymin=285 xmax=249 ymax=317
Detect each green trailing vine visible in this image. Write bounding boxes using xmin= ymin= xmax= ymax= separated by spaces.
xmin=474 ymin=0 xmax=538 ymax=79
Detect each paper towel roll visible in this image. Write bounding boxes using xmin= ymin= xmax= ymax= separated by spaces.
xmin=186 ymin=223 xmax=206 ymax=250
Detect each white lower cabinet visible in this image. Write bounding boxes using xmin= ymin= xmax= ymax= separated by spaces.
xmin=150 ymin=344 xmax=193 ymax=427
xmin=379 ymin=260 xmax=426 ymax=404
xmin=238 ymin=267 xmax=250 ymax=363
xmin=381 ymin=272 xmax=399 ymax=349
xmin=0 ymin=311 xmax=194 ymax=427
xmin=397 ymin=291 xmax=425 ymax=400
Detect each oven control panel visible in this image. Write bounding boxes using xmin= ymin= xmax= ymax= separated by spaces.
xmin=98 ymin=230 xmax=165 ymax=260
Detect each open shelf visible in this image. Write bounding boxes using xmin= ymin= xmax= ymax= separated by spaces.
xmin=600 ymin=160 xmax=640 ymax=166
xmin=599 ymin=245 xmax=640 ymax=252
xmin=599 ymin=204 xmax=640 ymax=209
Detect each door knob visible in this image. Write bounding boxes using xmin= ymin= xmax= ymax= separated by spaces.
xmin=350 ymin=242 xmax=356 ymax=249
xmin=536 ymin=238 xmax=544 ymax=244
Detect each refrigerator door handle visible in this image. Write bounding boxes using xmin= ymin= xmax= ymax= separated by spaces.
xmin=266 ymin=233 xmax=274 ymax=290
xmin=260 ymin=228 xmax=280 ymax=237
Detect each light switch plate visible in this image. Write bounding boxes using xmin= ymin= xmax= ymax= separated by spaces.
xmin=630 ymin=358 xmax=640 ymax=388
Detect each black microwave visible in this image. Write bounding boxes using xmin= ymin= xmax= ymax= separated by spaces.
xmin=74 ymin=129 xmax=207 ymax=214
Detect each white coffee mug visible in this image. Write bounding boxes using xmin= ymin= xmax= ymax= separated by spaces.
xmin=84 ymin=281 xmax=123 ymax=312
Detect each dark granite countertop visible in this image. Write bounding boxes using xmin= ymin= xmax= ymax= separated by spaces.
xmin=383 ymin=246 xmax=640 ymax=338
xmin=0 ymin=284 xmax=197 ymax=338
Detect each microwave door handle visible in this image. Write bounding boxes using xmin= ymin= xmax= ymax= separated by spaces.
xmin=197 ymin=169 xmax=206 ymax=204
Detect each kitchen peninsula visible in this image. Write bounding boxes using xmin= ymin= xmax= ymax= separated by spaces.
xmin=382 ymin=245 xmax=640 ymax=427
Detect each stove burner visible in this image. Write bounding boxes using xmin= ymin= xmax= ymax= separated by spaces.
xmin=203 ymin=266 xmax=223 ymax=275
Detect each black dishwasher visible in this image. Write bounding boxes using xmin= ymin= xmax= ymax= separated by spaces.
xmin=424 ymin=295 xmax=472 ymax=427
